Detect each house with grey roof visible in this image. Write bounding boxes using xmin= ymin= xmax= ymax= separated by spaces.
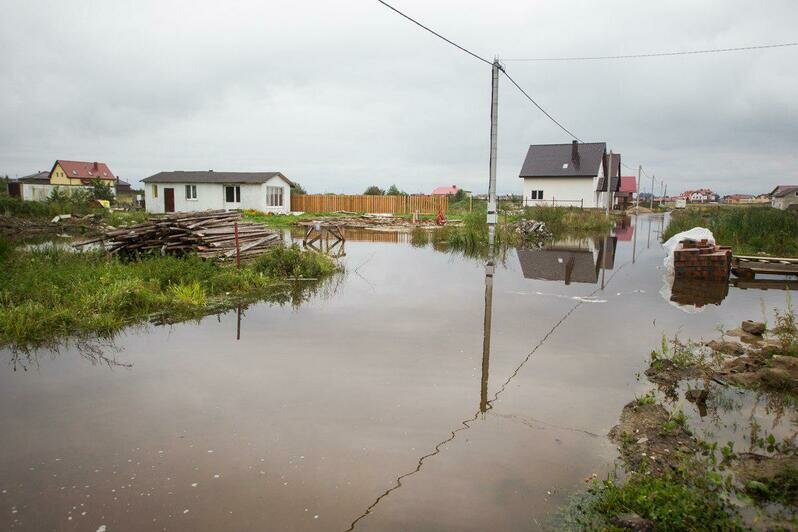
xmin=769 ymin=185 xmax=798 ymax=210
xmin=141 ymin=171 xmax=295 ymax=214
xmin=518 ymin=141 xmax=620 ymax=208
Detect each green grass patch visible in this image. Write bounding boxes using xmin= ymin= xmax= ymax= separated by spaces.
xmin=575 ymin=474 xmax=742 ymax=531
xmin=663 ymin=206 xmax=798 ymax=256
xmin=518 ymin=206 xmax=616 ymax=238
xmin=0 ymin=243 xmax=338 ymax=349
xmin=745 ymin=468 xmax=798 ymax=506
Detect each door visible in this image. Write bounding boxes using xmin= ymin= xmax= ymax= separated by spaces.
xmin=164 ymin=188 xmax=175 ymax=213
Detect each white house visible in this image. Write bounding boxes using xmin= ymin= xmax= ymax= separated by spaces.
xmin=518 ymin=141 xmax=620 ymax=209
xmin=770 ymin=185 xmax=798 ymax=210
xmin=141 ymin=171 xmax=294 ymax=214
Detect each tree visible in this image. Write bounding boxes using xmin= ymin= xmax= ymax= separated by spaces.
xmin=452 ymin=188 xmax=467 ymax=202
xmin=88 ymin=178 xmax=114 ymax=202
xmin=363 ymin=185 xmax=385 ymax=196
xmin=291 ymin=182 xmax=307 ymax=195
xmin=386 ymin=184 xmax=406 ymax=196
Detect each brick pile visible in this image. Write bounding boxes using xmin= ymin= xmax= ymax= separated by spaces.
xmin=673 ymin=239 xmax=732 ymax=281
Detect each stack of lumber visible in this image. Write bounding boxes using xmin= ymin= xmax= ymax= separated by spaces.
xmin=74 ymin=210 xmax=281 ymax=261
xmin=673 ymin=239 xmax=732 ymax=281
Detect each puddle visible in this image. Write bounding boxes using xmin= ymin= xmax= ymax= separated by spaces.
xmin=1 ymin=214 xmax=796 ymax=531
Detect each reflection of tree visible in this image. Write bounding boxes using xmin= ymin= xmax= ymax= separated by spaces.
xmin=9 ymin=336 xmax=132 ymax=372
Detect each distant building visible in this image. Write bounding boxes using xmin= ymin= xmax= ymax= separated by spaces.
xmin=681 ymin=188 xmax=718 ymax=203
xmin=769 ymin=185 xmax=798 ymax=210
xmin=11 ymin=160 xmax=118 ymax=202
xmin=615 ymin=176 xmax=637 ymax=210
xmin=518 ymin=141 xmax=620 ymax=208
xmin=141 ymin=170 xmax=295 ymax=214
xmin=431 ymin=185 xmax=461 ymax=196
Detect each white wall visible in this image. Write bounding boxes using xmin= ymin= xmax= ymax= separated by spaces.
xmin=143 ymin=177 xmax=291 ymax=214
xmin=522 ymin=176 xmax=597 ymax=208
xmin=21 ymin=183 xmax=111 ymax=202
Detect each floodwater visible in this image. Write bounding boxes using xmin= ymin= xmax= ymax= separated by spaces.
xmin=1 ymin=214 xmax=795 ymax=531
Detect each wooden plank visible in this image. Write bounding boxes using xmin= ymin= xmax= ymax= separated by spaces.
xmin=733 ymin=255 xmax=798 ymax=264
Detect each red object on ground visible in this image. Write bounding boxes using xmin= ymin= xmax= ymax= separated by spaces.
xmin=435 ymin=208 xmax=447 ymax=226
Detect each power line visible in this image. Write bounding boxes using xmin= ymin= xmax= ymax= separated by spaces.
xmin=500 ymin=68 xmax=581 ymax=141
xmin=504 ymin=41 xmax=798 ymax=62
xmin=374 ymin=0 xmax=491 ymax=65
xmin=374 ymin=0 xmax=582 ymax=141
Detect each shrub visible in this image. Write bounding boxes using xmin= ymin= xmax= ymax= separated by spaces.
xmin=253 ymin=244 xmax=337 ymax=278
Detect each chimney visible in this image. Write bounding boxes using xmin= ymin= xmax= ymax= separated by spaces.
xmin=571 ymin=140 xmax=579 ymax=164
xmin=92 ymin=162 xmax=98 ymax=171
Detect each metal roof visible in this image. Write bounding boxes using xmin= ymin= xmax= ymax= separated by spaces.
xmin=142 ymin=171 xmax=295 ymax=187
xmin=519 ymin=142 xmax=606 ymax=178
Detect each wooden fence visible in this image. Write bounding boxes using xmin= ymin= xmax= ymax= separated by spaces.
xmin=291 ymin=194 xmax=448 ymax=214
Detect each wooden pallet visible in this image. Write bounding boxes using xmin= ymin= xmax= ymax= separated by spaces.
xmin=731 ymin=255 xmax=798 ymax=279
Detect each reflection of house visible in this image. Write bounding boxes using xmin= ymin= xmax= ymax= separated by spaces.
xmin=11 ymin=160 xmax=118 ymax=201
xmin=613 ymin=216 xmax=634 ymax=241
xmin=769 ymin=185 xmax=798 ymax=210
xmin=519 ymin=141 xmax=620 ymax=208
xmin=516 ymin=236 xmax=617 ymax=285
xmin=142 ymin=171 xmax=295 ymax=214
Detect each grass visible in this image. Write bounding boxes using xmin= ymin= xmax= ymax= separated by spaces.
xmin=516 ymin=206 xmax=616 ymax=237
xmin=663 ymin=206 xmax=798 ymax=256
xmin=0 ymin=241 xmax=338 ymax=349
xmin=745 ymin=468 xmax=798 ymax=506
xmin=574 ymin=474 xmax=742 ymax=531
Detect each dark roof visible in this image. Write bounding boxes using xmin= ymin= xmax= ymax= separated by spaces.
xmin=142 ymin=171 xmax=295 ymax=187
xmin=16 ymin=171 xmax=50 ymax=184
xmin=770 ymin=185 xmax=798 ymax=198
xmin=595 ymin=153 xmax=622 ymax=192
xmin=519 ymin=142 xmax=606 ymax=178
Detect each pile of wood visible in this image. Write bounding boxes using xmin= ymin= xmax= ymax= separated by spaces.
xmin=673 ymin=239 xmax=732 ymax=281
xmin=74 ymin=210 xmax=281 ymax=261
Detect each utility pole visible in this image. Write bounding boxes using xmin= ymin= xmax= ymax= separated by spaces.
xmin=605 ymin=150 xmax=613 ymax=216
xmin=486 ymin=58 xmax=500 ymax=258
xmin=481 ymin=57 xmax=500 ymax=414
xmin=635 ymin=165 xmax=641 ymax=211
xmin=649 ymin=174 xmax=656 ymax=210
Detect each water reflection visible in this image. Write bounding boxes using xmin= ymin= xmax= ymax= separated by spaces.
xmin=481 ymin=268 xmax=494 ymax=413
xmin=517 ymin=234 xmax=617 ymax=285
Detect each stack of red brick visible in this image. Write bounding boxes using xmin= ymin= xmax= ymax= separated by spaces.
xmin=673 ymin=239 xmax=732 ymax=281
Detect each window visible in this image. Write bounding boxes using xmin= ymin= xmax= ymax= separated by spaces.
xmin=266 ymin=186 xmax=283 ymax=207
xmin=152 ymin=184 xmax=158 ymax=198
xmin=530 ymin=190 xmax=538 ymax=200
xmin=225 ymin=185 xmax=241 ymax=203
xmin=538 ymin=190 xmax=544 ymax=199
xmin=185 ymin=184 xmax=197 ymax=200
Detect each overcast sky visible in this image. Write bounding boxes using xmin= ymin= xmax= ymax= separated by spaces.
xmin=1 ymin=0 xmax=796 ymax=195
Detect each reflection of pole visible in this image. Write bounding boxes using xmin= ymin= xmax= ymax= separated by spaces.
xmin=480 ymin=270 xmax=493 ymax=413
xmin=632 ymin=212 xmax=638 ymax=263
xmin=647 ymin=216 xmax=652 ymax=249
xmin=600 ymin=235 xmax=608 ymax=290
xmin=236 ymin=304 xmax=241 ymax=341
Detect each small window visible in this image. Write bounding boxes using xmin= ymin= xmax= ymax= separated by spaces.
xmin=538 ymin=190 xmax=544 ymax=199
xmin=530 ymin=190 xmax=538 ymax=200
xmin=562 ymin=163 xmax=569 ymax=169
xmin=266 ymin=186 xmax=283 ymax=207
xmin=152 ymin=184 xmax=158 ymax=198
xmin=185 ymin=184 xmax=197 ymax=200
xmin=225 ymin=185 xmax=241 ymax=203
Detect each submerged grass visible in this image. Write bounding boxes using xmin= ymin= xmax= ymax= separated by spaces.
xmin=518 ymin=206 xmax=616 ymax=238
xmin=663 ymin=206 xmax=798 ymax=256
xmin=0 ymin=242 xmax=338 ymax=349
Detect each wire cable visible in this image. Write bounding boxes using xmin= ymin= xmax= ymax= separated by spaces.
xmin=375 ymin=0 xmax=492 ymax=65
xmin=504 ymin=41 xmax=798 ymax=62
xmin=500 ymin=68 xmax=582 ymax=142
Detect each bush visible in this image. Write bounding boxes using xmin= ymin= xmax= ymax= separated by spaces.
xmin=363 ymin=185 xmax=385 ymax=196
xmin=663 ymin=207 xmax=798 ymax=256
xmin=254 ymin=244 xmax=337 ymax=278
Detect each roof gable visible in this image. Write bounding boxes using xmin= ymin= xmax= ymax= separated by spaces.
xmin=519 ymin=142 xmax=606 ymax=178
xmin=53 ymin=160 xmax=116 ymax=180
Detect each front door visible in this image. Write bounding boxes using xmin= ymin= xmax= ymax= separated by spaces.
xmin=164 ymin=188 xmax=175 ymax=213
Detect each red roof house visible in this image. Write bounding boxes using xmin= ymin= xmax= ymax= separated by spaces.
xmin=431 ymin=185 xmax=460 ymax=196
